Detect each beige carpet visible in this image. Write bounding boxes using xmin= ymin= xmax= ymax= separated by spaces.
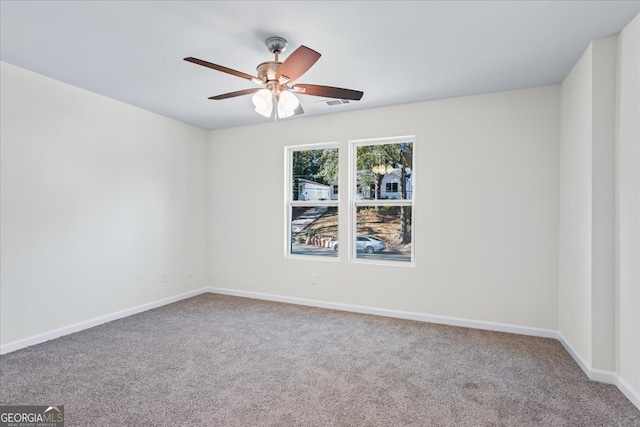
xmin=1 ymin=293 xmax=638 ymax=426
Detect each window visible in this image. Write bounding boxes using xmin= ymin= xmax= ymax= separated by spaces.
xmin=286 ymin=144 xmax=339 ymax=258
xmin=351 ymin=137 xmax=414 ymax=264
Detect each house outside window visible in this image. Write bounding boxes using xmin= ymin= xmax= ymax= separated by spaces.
xmin=331 ymin=183 xmax=339 ymax=198
xmin=351 ymin=137 xmax=414 ymax=264
xmin=286 ymin=144 xmax=339 ymax=258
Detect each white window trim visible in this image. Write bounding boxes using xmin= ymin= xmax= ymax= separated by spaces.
xmin=349 ymin=136 xmax=416 ymax=267
xmin=284 ymin=142 xmax=340 ymax=261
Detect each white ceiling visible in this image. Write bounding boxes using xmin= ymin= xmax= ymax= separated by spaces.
xmin=2 ymin=1 xmax=639 ymax=131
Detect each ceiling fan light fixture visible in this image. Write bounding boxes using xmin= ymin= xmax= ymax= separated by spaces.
xmin=277 ymin=103 xmax=291 ymax=118
xmin=252 ymin=88 xmax=273 ymax=117
xmin=277 ymin=90 xmax=299 ymax=118
xmin=252 ymin=88 xmax=272 ymax=109
xmin=255 ymin=104 xmax=273 ymax=118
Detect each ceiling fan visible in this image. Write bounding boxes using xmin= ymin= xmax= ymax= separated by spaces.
xmin=184 ymin=36 xmax=364 ymax=119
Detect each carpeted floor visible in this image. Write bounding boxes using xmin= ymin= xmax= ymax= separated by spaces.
xmin=1 ymin=293 xmax=639 ymax=426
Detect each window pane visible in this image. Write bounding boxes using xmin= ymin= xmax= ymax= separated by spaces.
xmin=292 ymin=148 xmax=339 ymax=201
xmin=291 ymin=206 xmax=338 ymax=257
xmin=355 ymin=206 xmax=412 ymax=262
xmin=356 ymin=142 xmax=413 ymax=200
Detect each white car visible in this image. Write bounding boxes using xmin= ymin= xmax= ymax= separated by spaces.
xmin=331 ymin=236 xmax=386 ymax=254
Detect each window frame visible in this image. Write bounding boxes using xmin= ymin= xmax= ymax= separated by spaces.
xmin=284 ymin=142 xmax=340 ymax=261
xmin=349 ymin=136 xmax=416 ymax=266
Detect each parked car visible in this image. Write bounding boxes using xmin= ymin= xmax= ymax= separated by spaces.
xmin=331 ymin=236 xmax=386 ymax=254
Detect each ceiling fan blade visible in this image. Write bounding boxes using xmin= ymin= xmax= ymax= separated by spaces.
xmin=184 ymin=57 xmax=257 ymax=82
xmin=275 ymin=46 xmax=321 ymax=83
xmin=208 ymin=88 xmax=260 ymax=100
xmin=292 ymin=84 xmax=363 ymax=101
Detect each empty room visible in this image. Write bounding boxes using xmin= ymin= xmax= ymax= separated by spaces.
xmin=1 ymin=1 xmax=639 ymax=425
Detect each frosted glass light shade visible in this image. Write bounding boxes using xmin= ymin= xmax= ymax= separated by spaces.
xmin=277 ymin=91 xmax=299 ymax=118
xmin=255 ymin=104 xmax=272 ymax=117
xmin=252 ymin=89 xmax=273 ymax=117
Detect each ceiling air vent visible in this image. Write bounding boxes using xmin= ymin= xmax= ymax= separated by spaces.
xmin=324 ymin=99 xmax=351 ymax=107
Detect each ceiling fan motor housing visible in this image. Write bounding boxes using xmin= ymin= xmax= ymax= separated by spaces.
xmin=256 ymin=61 xmax=281 ymax=82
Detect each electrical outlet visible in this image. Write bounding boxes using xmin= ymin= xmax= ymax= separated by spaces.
xmin=187 ymin=266 xmax=193 ymax=277
xmin=571 ymin=306 xmax=576 ymax=323
xmin=162 ymin=272 xmax=168 ymax=283
xmin=311 ymin=273 xmax=318 ymax=284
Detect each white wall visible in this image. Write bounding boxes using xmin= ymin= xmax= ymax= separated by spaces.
xmin=558 ymin=13 xmax=640 ymax=406
xmin=616 ymin=12 xmax=640 ymax=401
xmin=591 ymin=36 xmax=617 ymax=373
xmin=0 ymin=62 xmax=209 ymax=348
xmin=558 ymin=44 xmax=594 ymax=363
xmin=208 ymin=85 xmax=560 ymax=330
xmin=558 ymin=36 xmax=618 ymax=372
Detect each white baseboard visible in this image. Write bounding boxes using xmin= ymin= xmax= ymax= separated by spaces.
xmin=616 ymin=374 xmax=640 ymax=411
xmin=556 ymin=332 xmax=640 ymax=410
xmin=0 ymin=288 xmax=209 ymax=355
xmin=206 ymin=286 xmax=558 ymax=338
xmin=556 ymin=332 xmax=616 ymax=384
